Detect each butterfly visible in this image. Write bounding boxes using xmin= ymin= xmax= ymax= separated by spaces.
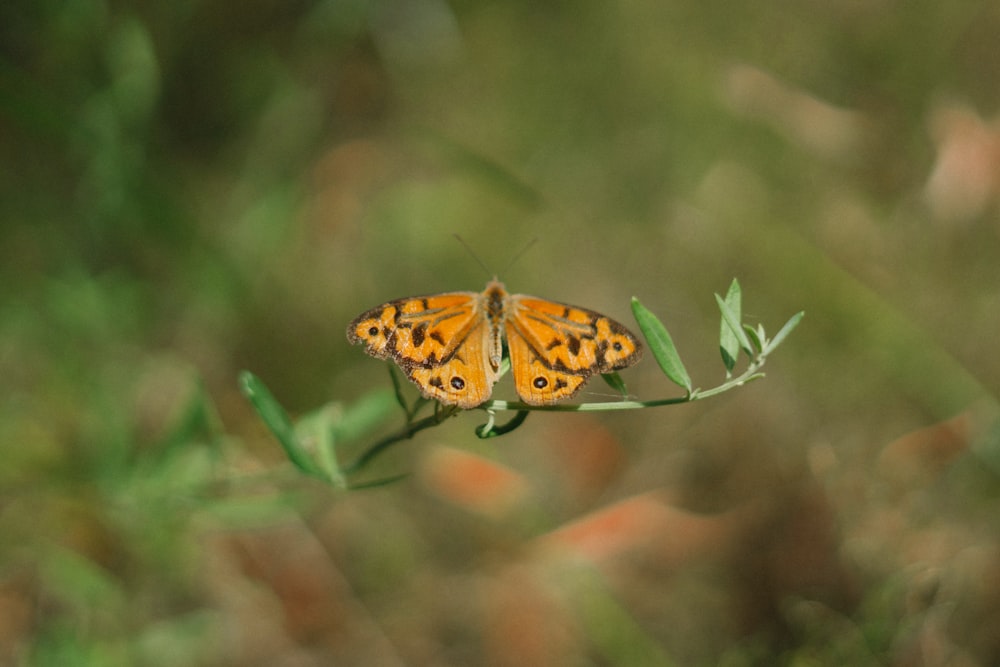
xmin=346 ymin=279 xmax=642 ymax=408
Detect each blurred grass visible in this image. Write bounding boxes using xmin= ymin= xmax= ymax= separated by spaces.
xmin=3 ymin=0 xmax=1000 ymax=664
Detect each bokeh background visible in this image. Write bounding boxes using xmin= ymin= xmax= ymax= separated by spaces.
xmin=3 ymin=0 xmax=1000 ymax=664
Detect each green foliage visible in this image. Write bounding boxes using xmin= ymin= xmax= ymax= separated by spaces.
xmin=719 ymin=278 xmax=743 ymax=374
xmin=4 ymin=0 xmax=999 ymax=663
xmin=240 ymin=370 xmax=412 ymax=487
xmin=631 ymin=296 xmax=692 ymax=392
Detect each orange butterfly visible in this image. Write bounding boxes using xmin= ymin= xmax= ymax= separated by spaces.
xmin=347 ymin=280 xmax=642 ymax=408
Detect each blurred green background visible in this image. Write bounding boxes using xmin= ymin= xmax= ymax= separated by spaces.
xmin=3 ymin=0 xmax=1000 ymax=664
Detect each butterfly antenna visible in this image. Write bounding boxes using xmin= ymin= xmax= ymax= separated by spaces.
xmin=453 ymin=234 xmax=493 ymax=278
xmin=453 ymin=234 xmax=538 ymax=278
xmin=501 ymin=237 xmax=538 ymax=275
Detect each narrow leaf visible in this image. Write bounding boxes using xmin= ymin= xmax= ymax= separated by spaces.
xmin=764 ymin=311 xmax=804 ymax=354
xmin=600 ymin=371 xmax=629 ymax=397
xmin=715 ymin=293 xmax=754 ymax=358
xmin=743 ymin=324 xmax=763 ymax=354
xmin=333 ymin=389 xmax=398 ymax=443
xmin=719 ymin=279 xmax=742 ymax=372
xmin=239 ymin=371 xmax=323 ymax=477
xmin=756 ymin=323 xmax=767 ymax=348
xmin=631 ymin=297 xmax=692 ymax=391
xmin=295 ymin=406 xmax=346 ymax=487
xmin=156 ymin=378 xmax=222 ymax=456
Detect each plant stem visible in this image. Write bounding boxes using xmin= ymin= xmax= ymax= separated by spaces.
xmin=480 ymin=358 xmax=767 ymax=412
xmin=345 ymin=353 xmax=771 ymax=473
xmin=343 ymin=406 xmax=458 ymax=474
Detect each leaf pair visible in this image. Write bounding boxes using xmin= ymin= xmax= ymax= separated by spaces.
xmin=715 ymin=278 xmax=804 ymax=366
xmin=632 ymin=278 xmax=803 ymax=392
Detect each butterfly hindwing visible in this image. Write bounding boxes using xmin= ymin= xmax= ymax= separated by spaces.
xmin=506 ymin=324 xmax=588 ymax=405
xmin=407 ymin=318 xmax=498 ymax=408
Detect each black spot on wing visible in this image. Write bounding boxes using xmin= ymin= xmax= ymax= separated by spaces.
xmin=411 ymin=322 xmax=427 ymax=348
xmin=567 ymin=335 xmax=581 ymax=356
xmin=595 ymin=339 xmax=608 ymax=367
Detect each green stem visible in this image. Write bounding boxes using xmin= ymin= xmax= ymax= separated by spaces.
xmin=345 ymin=355 xmax=770 ymax=475
xmin=343 ymin=406 xmax=458 ymax=475
xmin=480 ymin=358 xmax=767 ymax=412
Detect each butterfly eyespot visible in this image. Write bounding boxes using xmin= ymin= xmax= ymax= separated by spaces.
xmin=612 ymin=341 xmax=623 ymax=352
xmin=367 ymin=326 xmax=379 ymax=337
xmin=450 ymin=376 xmax=466 ymax=391
xmin=532 ymin=377 xmax=548 ymax=389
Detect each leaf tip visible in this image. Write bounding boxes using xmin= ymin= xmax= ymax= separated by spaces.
xmin=238 ymin=370 xmax=261 ymax=399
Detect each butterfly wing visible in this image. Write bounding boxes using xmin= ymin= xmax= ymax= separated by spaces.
xmin=407 ymin=317 xmax=498 ymax=408
xmin=347 ymin=291 xmax=482 ymax=366
xmin=347 ymin=291 xmax=499 ymax=407
xmin=506 ymin=295 xmax=642 ymax=405
xmin=506 ymin=328 xmax=588 ymax=405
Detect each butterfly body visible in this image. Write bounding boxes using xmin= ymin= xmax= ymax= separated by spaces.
xmin=347 ymin=280 xmax=642 ymax=408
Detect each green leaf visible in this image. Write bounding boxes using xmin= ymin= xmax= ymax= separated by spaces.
xmin=156 ymin=377 xmax=222 ymax=457
xmin=239 ymin=371 xmax=323 ymax=477
xmin=295 ymin=406 xmax=345 ymax=487
xmin=765 ymin=311 xmax=804 ymax=354
xmin=755 ymin=323 xmax=767 ymax=349
xmin=715 ymin=292 xmax=754 ymax=359
xmin=601 ymin=371 xmax=629 ymax=397
xmin=742 ymin=324 xmax=763 ymax=354
xmin=332 ymin=389 xmax=398 ymax=443
xmin=631 ymin=297 xmax=692 ymax=391
xmin=719 ymin=279 xmax=742 ymax=372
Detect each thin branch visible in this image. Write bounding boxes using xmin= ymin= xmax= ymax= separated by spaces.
xmin=479 ymin=357 xmax=767 ymax=412
xmin=343 ymin=405 xmax=459 ymax=475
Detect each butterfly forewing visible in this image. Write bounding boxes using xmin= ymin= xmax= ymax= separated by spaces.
xmin=347 ymin=292 xmax=482 ymax=367
xmin=507 ymin=296 xmax=642 ymax=374
xmin=502 ymin=294 xmax=642 ymax=405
